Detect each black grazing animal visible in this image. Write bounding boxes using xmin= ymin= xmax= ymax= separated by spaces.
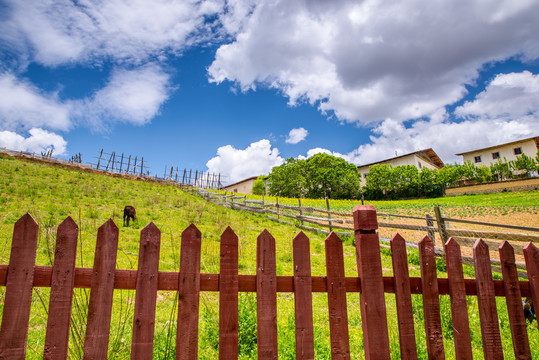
xmin=524 ymin=297 xmax=535 ymax=324
xmin=123 ymin=206 xmax=137 ymax=226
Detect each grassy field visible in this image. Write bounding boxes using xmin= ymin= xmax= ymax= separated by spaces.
xmin=0 ymin=154 xmax=538 ymax=359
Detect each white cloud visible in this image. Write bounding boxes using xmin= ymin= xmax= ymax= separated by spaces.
xmin=75 ymin=64 xmax=171 ymax=129
xmin=298 ymin=147 xmax=349 ymax=161
xmin=1 ymin=0 xmax=223 ymax=66
xmin=0 ymin=128 xmax=67 ymax=155
xmin=299 ymin=71 xmax=539 ymax=165
xmin=206 ymin=139 xmax=284 ymax=185
xmin=0 ymin=73 xmax=71 ymax=131
xmin=209 ymin=0 xmax=539 ymax=124
xmin=455 ymin=71 xmax=539 ymax=122
xmin=286 ymin=127 xmax=308 ymax=144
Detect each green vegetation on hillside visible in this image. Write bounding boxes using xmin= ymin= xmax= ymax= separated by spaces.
xmin=0 ymin=156 xmax=537 ymax=359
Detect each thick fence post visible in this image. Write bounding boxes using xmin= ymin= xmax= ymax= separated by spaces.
xmin=44 ymin=217 xmax=79 ymax=360
xmin=0 ymin=214 xmax=39 ymax=359
xmin=131 ymin=223 xmax=161 ymax=359
xmin=353 ymin=205 xmax=390 ymax=360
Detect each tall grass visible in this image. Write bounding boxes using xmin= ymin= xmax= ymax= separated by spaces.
xmin=0 ymin=157 xmax=538 ymax=358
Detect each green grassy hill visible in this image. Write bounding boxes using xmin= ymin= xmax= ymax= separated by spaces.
xmin=0 ymin=154 xmax=537 ymax=359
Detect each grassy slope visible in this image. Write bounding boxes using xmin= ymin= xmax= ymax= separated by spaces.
xmin=0 ymin=155 xmax=537 ymax=359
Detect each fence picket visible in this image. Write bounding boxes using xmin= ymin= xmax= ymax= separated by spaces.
xmin=257 ymin=229 xmax=278 ymax=359
xmin=523 ymin=242 xmax=539 ymax=330
xmin=390 ymin=233 xmax=417 ymax=360
xmin=325 ymin=232 xmax=350 ymax=360
xmin=419 ymin=235 xmax=445 ymax=360
xmin=83 ymin=219 xmax=119 ymax=359
xmin=473 ymin=239 xmax=503 ymax=360
xmin=444 ymin=238 xmax=472 ymax=360
xmin=0 ymin=214 xmax=39 ymax=359
xmin=499 ymin=241 xmax=531 ymax=359
xmin=353 ymin=205 xmax=390 ymax=360
xmin=219 ymin=227 xmax=239 ymax=359
xmin=44 ymin=217 xmax=79 ymax=360
xmin=293 ymin=232 xmax=315 ymax=360
xmin=131 ymin=223 xmax=161 ymax=359
xmin=176 ymin=224 xmax=202 ymax=360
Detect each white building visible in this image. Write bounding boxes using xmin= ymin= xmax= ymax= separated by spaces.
xmin=222 ymin=176 xmax=259 ymax=194
xmin=456 ymin=136 xmax=539 ymax=167
xmin=357 ymin=149 xmax=444 ymax=186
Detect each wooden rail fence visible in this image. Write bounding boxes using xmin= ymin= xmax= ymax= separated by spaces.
xmin=195 ymin=189 xmax=539 ymax=275
xmin=0 ymin=206 xmax=538 ymax=358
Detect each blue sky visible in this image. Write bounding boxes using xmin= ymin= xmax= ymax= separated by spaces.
xmin=1 ymin=1 xmax=539 ymax=185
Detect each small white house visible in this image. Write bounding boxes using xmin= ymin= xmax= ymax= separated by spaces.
xmin=222 ymin=176 xmax=259 ymax=194
xmin=357 ymin=149 xmax=444 ymax=186
xmin=456 ymin=136 xmax=539 ymax=167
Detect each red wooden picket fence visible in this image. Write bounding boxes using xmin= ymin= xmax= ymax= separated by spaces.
xmin=0 ymin=205 xmax=538 ymax=359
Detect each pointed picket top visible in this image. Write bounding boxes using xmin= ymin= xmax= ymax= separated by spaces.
xmin=473 ymin=238 xmax=489 ymax=254
xmin=258 ymin=228 xmax=273 ymax=239
xmin=220 ymin=226 xmax=238 ymax=251
xmin=98 ymin=218 xmax=119 ymax=234
xmin=183 ymin=223 xmax=202 ymax=239
xmin=390 ymin=232 xmax=405 ymax=247
xmin=58 ymin=216 xmax=78 ymax=233
xmin=14 ymin=212 xmax=38 ymax=233
xmin=418 ymin=235 xmax=435 ymax=259
xmin=523 ymin=241 xmax=537 ymax=253
xmin=141 ymin=222 xmax=161 ymax=244
xmin=445 ymin=237 xmax=460 ymax=250
xmin=498 ymin=240 xmax=515 ymax=258
xmin=353 ymin=205 xmax=378 ymax=231
xmin=293 ymin=231 xmax=308 ymax=244
xmin=325 ymin=231 xmax=342 ymax=245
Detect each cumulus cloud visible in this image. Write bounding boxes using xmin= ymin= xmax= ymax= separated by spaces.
xmin=286 ymin=127 xmax=308 ymax=144
xmin=0 ymin=0 xmax=223 ymax=66
xmin=206 ymin=139 xmax=284 ymax=185
xmin=0 ymin=128 xmax=67 ymax=155
xmin=209 ymin=0 xmax=539 ymax=124
xmin=0 ymin=73 xmax=71 ymax=131
xmin=75 ymin=64 xmax=171 ymax=129
xmin=455 ymin=71 xmax=539 ymax=122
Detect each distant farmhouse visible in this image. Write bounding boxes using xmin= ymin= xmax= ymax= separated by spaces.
xmin=357 ymin=149 xmax=444 ymax=186
xmin=456 ymin=136 xmax=539 ymax=167
xmin=222 ymin=176 xmax=259 ymax=194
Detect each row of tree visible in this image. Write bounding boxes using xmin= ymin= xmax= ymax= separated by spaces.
xmin=258 ymin=151 xmax=539 ymax=200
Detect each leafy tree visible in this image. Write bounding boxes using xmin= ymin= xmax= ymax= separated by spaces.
xmin=490 ymin=157 xmax=511 ymax=181
xmin=363 ymin=164 xmax=393 ymax=200
xmin=252 ymin=176 xmax=266 ymax=195
xmin=266 ymin=158 xmax=306 ymax=198
xmin=266 ymin=154 xmax=361 ymax=199
xmin=303 ymin=153 xmax=361 ymax=199
xmin=510 ymin=154 xmax=536 ymax=177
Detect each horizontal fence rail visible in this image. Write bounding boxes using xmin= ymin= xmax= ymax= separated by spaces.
xmin=0 ymin=207 xmax=538 ymax=359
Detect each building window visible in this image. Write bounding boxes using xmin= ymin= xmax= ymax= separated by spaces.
xmin=363 ymin=173 xmax=368 ymax=179
xmin=514 ymin=147 xmax=522 ymax=155
xmin=492 ymin=152 xmax=500 ymax=160
xmin=418 ymin=162 xmax=422 ymax=169
xmin=474 ymin=156 xmax=481 ymax=163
